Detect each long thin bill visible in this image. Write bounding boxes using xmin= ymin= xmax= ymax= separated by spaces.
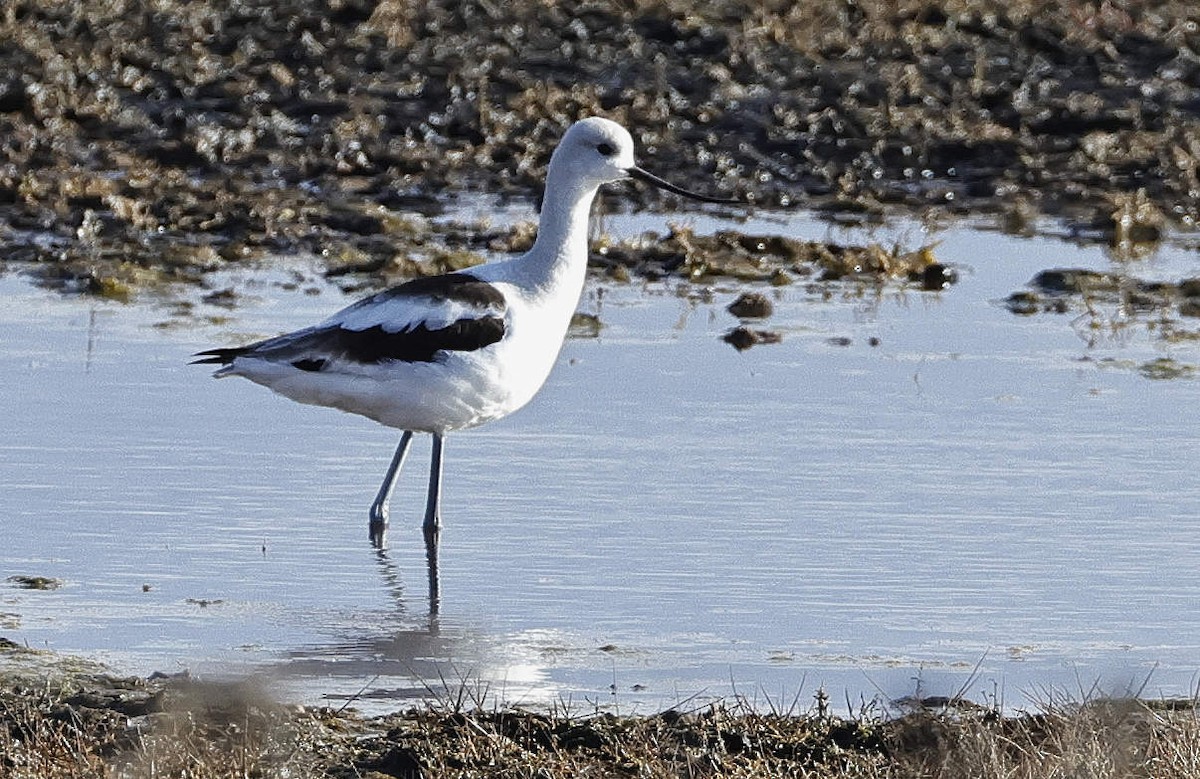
xmin=627 ymin=166 xmax=740 ymax=204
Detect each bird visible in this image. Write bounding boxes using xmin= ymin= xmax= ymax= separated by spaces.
xmin=193 ymin=117 xmax=737 ymax=605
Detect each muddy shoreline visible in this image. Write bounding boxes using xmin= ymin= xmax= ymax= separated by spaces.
xmin=3 ymin=646 xmax=1199 ymax=778
xmin=2 ymin=0 xmax=1198 ymax=297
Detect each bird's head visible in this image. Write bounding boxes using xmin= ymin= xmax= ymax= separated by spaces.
xmin=549 ymin=117 xmax=739 ymax=204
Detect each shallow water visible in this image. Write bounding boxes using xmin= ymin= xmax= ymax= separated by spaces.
xmin=3 ymin=209 xmax=1199 ymax=714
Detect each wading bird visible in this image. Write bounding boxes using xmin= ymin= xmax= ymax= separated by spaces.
xmin=194 ymin=117 xmax=737 ymax=608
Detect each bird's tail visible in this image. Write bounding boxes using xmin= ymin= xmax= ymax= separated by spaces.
xmin=191 ymin=347 xmax=249 ymax=365
xmin=192 ymin=347 xmax=254 ymax=377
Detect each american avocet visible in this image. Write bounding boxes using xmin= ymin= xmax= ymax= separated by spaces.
xmin=194 ymin=117 xmax=736 ymax=601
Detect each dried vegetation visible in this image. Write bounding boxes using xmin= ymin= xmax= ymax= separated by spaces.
xmin=3 ymin=661 xmax=1200 ymax=778
xmin=1 ymin=0 xmax=1198 ymax=298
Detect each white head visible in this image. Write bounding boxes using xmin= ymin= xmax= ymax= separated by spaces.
xmin=546 ymin=117 xmax=737 ymax=204
xmin=546 ymin=117 xmax=636 ymax=191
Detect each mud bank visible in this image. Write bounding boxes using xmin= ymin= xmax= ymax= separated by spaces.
xmin=1 ymin=0 xmax=1197 ymax=295
xmin=3 ymin=646 xmax=1199 ymax=778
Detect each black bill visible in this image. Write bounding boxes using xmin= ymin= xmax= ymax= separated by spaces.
xmin=627 ymin=166 xmax=741 ymax=204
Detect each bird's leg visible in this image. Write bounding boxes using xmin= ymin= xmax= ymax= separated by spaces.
xmin=426 ymin=530 xmax=441 ymax=616
xmin=424 ymin=433 xmax=444 ymax=613
xmin=424 ymin=434 xmax=445 ymax=534
xmin=369 ymin=430 xmax=414 ymax=548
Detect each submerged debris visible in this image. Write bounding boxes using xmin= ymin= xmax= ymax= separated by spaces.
xmin=1006 ymin=267 xmax=1200 ymax=362
xmin=724 ymin=326 xmax=783 ymax=351
xmin=6 ymin=576 xmax=63 ymax=591
xmin=1012 ymin=268 xmax=1200 ymax=318
xmin=1139 ymin=358 xmax=1197 ymax=381
xmin=184 ymin=598 xmax=225 ymax=608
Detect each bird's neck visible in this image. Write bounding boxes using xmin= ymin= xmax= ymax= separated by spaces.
xmin=521 ymin=174 xmax=599 ymax=294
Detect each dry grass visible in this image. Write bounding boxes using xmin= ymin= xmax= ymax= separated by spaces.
xmin=3 ymin=670 xmax=1200 ymax=778
xmin=0 ymin=677 xmax=350 ymax=779
xmin=0 ymin=689 xmax=110 ymax=777
xmin=888 ymin=698 xmax=1200 ymax=778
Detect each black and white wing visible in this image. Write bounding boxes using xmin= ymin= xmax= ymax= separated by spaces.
xmin=193 ymin=272 xmax=507 ymax=372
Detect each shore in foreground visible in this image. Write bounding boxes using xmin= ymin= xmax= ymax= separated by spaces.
xmin=2 ymin=644 xmax=1198 ymax=778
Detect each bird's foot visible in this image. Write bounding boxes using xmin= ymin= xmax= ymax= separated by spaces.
xmin=369 ymin=506 xmax=388 ymax=549
xmin=422 ymin=521 xmax=440 ymax=545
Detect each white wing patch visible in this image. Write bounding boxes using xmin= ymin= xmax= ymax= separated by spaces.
xmin=322 ymin=273 xmax=508 ymax=334
xmin=330 ymin=295 xmax=494 ymax=333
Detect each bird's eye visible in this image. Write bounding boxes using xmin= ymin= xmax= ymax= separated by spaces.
xmin=596 ymin=142 xmax=616 ymax=157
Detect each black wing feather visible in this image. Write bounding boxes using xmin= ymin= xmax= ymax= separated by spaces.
xmin=328 ymin=317 xmax=506 ymax=364
xmin=193 ymin=272 xmax=507 ymax=368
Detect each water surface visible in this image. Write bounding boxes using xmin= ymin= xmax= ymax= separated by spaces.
xmin=2 ymin=210 xmax=1198 ymax=713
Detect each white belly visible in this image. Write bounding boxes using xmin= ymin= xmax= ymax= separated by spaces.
xmin=227 ymin=286 xmax=573 ymax=433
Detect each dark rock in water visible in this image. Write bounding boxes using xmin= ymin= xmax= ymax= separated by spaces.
xmin=1031 ymin=269 xmax=1119 ymax=294
xmin=726 ymin=291 xmax=773 ymax=318
xmin=723 ymin=326 xmax=782 ymax=351
xmin=915 ymin=263 xmax=958 ymax=291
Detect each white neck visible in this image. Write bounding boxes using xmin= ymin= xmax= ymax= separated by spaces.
xmin=517 ymin=166 xmax=600 ymax=295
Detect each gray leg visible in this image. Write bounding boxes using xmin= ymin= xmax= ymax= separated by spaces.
xmin=424 ymin=434 xmax=444 ymax=614
xmin=369 ymin=431 xmax=414 ymax=548
xmin=424 ymin=434 xmax=445 ymax=533
xmin=426 ymin=528 xmax=441 ymax=616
